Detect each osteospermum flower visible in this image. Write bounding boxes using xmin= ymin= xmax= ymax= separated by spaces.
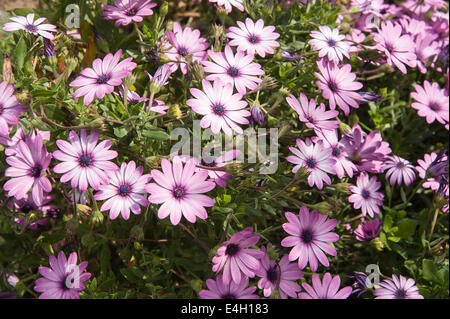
xmin=281 ymin=207 xmax=339 ymax=272
xmin=69 ymin=49 xmax=136 ymax=105
xmin=53 ymin=130 xmax=119 ymax=191
xmin=199 ymin=275 xmax=259 ymax=299
xmin=0 ymin=81 xmax=27 ymax=136
xmin=286 ymin=138 xmax=336 ymax=190
xmin=202 ymin=45 xmax=264 ymax=94
xmin=384 ymin=156 xmax=416 ymax=186
xmin=3 ymin=135 xmax=52 ymax=206
xmin=411 ymin=81 xmax=449 ymax=126
xmin=226 ymin=18 xmax=280 ymax=58
xmin=373 ymin=21 xmax=416 ymax=74
xmin=34 ymin=251 xmax=91 ymax=299
xmin=208 ymin=0 xmax=244 ymax=12
xmin=2 ymin=13 xmax=57 ymax=40
xmin=374 ymin=274 xmax=424 ymax=299
xmin=101 ymin=0 xmax=157 ymax=27
xmin=354 ymin=218 xmax=381 ymax=242
xmin=416 ymin=152 xmax=448 ymax=191
xmin=161 ymin=22 xmax=209 ymax=75
xmin=315 ymin=60 xmax=363 ymax=115
xmin=212 ymin=227 xmax=264 ymax=284
xmin=255 ymin=244 xmax=303 ymax=299
xmin=94 ymin=161 xmax=151 ymax=220
xmin=349 ymin=173 xmax=384 ymax=218
xmin=299 ymin=273 xmax=352 ymax=299
xmin=146 ymin=156 xmax=216 ymax=225
xmin=309 ymin=26 xmax=351 ymax=64
xmin=187 ymin=79 xmax=249 ymax=136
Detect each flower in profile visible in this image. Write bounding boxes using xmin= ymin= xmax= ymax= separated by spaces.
xmin=354 ymin=218 xmax=381 ymax=241
xmin=202 ymin=45 xmax=264 ymax=94
xmin=348 ymin=271 xmax=370 ymax=297
xmin=374 ymin=274 xmax=423 ymax=299
xmin=373 ymin=21 xmax=416 ymax=74
xmin=358 ymin=92 xmax=382 ymax=104
xmin=145 ymin=64 xmax=172 ymax=94
xmin=101 ymin=0 xmax=157 ymax=26
xmin=34 ymin=251 xmax=91 ymax=299
xmin=315 ymin=60 xmax=363 ymax=115
xmin=0 ymin=81 xmax=27 ymax=136
xmin=286 ymin=138 xmax=336 ymax=190
xmin=3 ymin=135 xmax=52 ymax=206
xmin=281 ymin=207 xmax=339 ymax=272
xmin=199 ymin=275 xmax=259 ymax=299
xmin=384 ymin=156 xmax=416 ymax=186
xmin=299 ymin=273 xmax=352 ymax=299
xmin=226 ymin=18 xmax=280 ymax=58
xmin=161 ymin=22 xmax=209 ymax=75
xmin=116 ymin=85 xmax=149 ymax=105
xmin=1 ymin=125 xmax=50 ymax=157
xmin=287 ymin=93 xmax=340 ymax=135
xmin=69 ymin=49 xmax=136 ymax=105
xmin=416 ymin=152 xmax=448 ymax=191
xmin=146 ymin=156 xmax=216 ymax=225
xmin=94 ymin=161 xmax=152 ymax=220
xmin=349 ymin=173 xmax=384 ymax=218
xmin=309 ymin=26 xmax=351 ymax=64
xmin=411 ymin=81 xmax=449 ymax=126
xmin=255 ymin=244 xmax=303 ymax=299
xmin=208 ymin=0 xmax=244 ymax=13
xmin=2 ymin=13 xmax=57 ymax=40
xmin=53 ymin=130 xmax=119 ymax=191
xmin=186 ymin=79 xmax=249 ymax=136
xmin=212 ymin=227 xmax=264 ymax=284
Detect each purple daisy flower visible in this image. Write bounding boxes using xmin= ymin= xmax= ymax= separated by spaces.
xmin=309 ymin=26 xmax=351 ymax=64
xmin=69 ymin=49 xmax=136 ymax=105
xmin=116 ymin=85 xmax=149 ymax=105
xmin=3 ymin=134 xmax=52 ymax=206
xmin=94 ymin=161 xmax=152 ymax=220
xmin=1 ymin=125 xmax=50 ymax=157
xmin=202 ymin=45 xmax=265 ymax=94
xmin=281 ymin=207 xmax=339 ymax=272
xmin=199 ymin=275 xmax=259 ymax=299
xmin=255 ymin=244 xmax=303 ymax=299
xmin=354 ymin=218 xmax=381 ymax=242
xmin=349 ymin=173 xmax=384 ymax=218
xmin=411 ymin=80 xmax=449 ymax=126
xmin=53 ymin=130 xmax=119 ymax=192
xmin=34 ymin=251 xmax=91 ymax=299
xmin=101 ymin=0 xmax=157 ymax=27
xmin=2 ymin=13 xmax=57 ymax=40
xmin=416 ymin=152 xmax=448 ymax=191
xmin=211 ymin=227 xmax=264 ymax=284
xmin=146 ymin=156 xmax=216 ymax=225
xmin=299 ymin=273 xmax=352 ymax=299
xmin=374 ymin=274 xmax=424 ymax=299
xmin=286 ymin=138 xmax=336 ymax=190
xmin=208 ymin=0 xmax=244 ymax=13
xmin=384 ymin=155 xmax=416 ymax=186
xmin=0 ymin=81 xmax=27 ymax=136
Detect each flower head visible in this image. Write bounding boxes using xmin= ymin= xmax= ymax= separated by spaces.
xmin=299 ymin=273 xmax=352 ymax=299
xmin=384 ymin=155 xmax=416 ymax=186
xmin=0 ymin=81 xmax=27 ymax=136
xmin=145 ymin=64 xmax=172 ymax=94
xmin=3 ymin=13 xmax=57 ymax=40
xmin=349 ymin=173 xmax=384 ymax=218
xmin=199 ymin=275 xmax=259 ymax=299
xmin=348 ymin=271 xmax=370 ymax=297
xmin=411 ymin=81 xmax=449 ymax=126
xmin=101 ymin=0 xmax=157 ymax=26
xmin=208 ymin=0 xmax=244 ymax=13
xmin=309 ymin=26 xmax=351 ymax=64
xmin=354 ymin=218 xmax=381 ymax=241
xmin=374 ymin=274 xmax=424 ymax=299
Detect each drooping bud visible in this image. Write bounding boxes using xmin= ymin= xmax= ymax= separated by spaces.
xmin=358 ymin=91 xmax=382 ymax=104
xmin=43 ymin=38 xmax=55 ymax=58
xmin=249 ymin=105 xmax=266 ymax=127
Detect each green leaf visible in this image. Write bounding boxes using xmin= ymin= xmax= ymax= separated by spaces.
xmin=114 ymin=126 xmax=131 ymax=138
xmin=422 ymin=259 xmax=444 ymax=284
xmin=142 ymin=129 xmax=169 ymax=140
xmin=15 ymin=37 xmax=27 ymax=70
xmin=400 ymin=188 xmax=407 ymax=203
xmin=397 ymin=219 xmax=417 ymax=239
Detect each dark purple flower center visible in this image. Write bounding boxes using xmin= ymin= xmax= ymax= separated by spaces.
xmin=267 ymin=266 xmax=279 ymax=284
xmin=79 ymin=154 xmax=93 ymax=167
xmin=301 ymin=230 xmax=314 ymax=243
xmin=306 ymin=115 xmax=315 ymax=124
xmin=328 ymin=81 xmax=339 ymax=92
xmin=173 ymin=186 xmax=186 ymax=199
xmin=25 ymin=24 xmax=37 ymax=32
xmin=227 ymin=67 xmax=239 ymax=77
xmin=45 ymin=208 xmax=61 ymax=219
xmin=62 ymin=275 xmax=75 ymax=290
xmin=30 ymin=166 xmax=42 ymax=178
xmin=125 ymin=8 xmax=136 ymax=16
xmin=178 ymin=47 xmax=188 ymax=56
xmin=97 ymin=74 xmax=111 ymax=84
xmin=21 ymin=204 xmax=33 ymax=214
xmin=396 ymin=161 xmax=405 ymax=169
xmin=0 ymin=104 xmax=3 ymax=115
xmin=221 ymin=294 xmax=236 ymax=299
xmin=332 ymin=147 xmax=341 ymax=157
xmin=225 ymin=243 xmax=240 ymax=256
xmin=248 ymin=35 xmax=259 ymax=44
xmin=395 ymin=288 xmax=407 ymax=299
xmin=119 ymin=185 xmax=131 ymax=197
xmin=201 ymin=157 xmax=216 ymax=167
xmin=385 ymin=43 xmax=394 ymax=53
xmin=212 ymin=104 xmax=225 ymax=116
xmin=328 ymin=39 xmax=337 ymax=47
xmin=362 ymin=189 xmax=371 ymax=199
xmin=429 ymin=102 xmax=440 ymax=111
xmin=306 ymin=158 xmax=317 ymax=169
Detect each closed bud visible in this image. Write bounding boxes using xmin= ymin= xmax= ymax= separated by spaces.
xmin=310 ymin=201 xmax=333 ymax=214
xmin=91 ymin=209 xmax=104 ymax=224
xmin=212 ymin=24 xmax=225 ymax=39
xmin=191 ymin=61 xmax=204 ymax=82
xmin=76 ymin=204 xmax=92 ymax=218
xmin=169 ymin=103 xmax=183 ymax=119
xmin=16 ymin=89 xmax=30 ymax=104
xmin=294 ymin=166 xmax=310 ymax=180
xmin=372 ymin=237 xmax=384 ymax=251
xmin=339 ymin=122 xmax=352 ymax=135
xmin=159 ymin=1 xmax=169 ymax=17
xmin=335 ymin=182 xmax=352 ymax=194
xmin=249 ymin=105 xmax=266 ymax=127
xmin=279 ymin=86 xmax=290 ymax=96
xmin=122 ymin=73 xmax=137 ymax=91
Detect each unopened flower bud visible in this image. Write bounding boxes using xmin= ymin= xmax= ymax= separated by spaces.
xmin=372 ymin=237 xmax=384 ymax=251
xmin=335 ymin=182 xmax=352 ymax=194
xmin=359 ymin=92 xmax=382 ymax=104
xmin=169 ymin=103 xmax=183 ymax=120
xmin=310 ymin=201 xmax=333 ymax=214
xmin=294 ymin=166 xmax=310 ymax=180
xmin=339 ymin=122 xmax=352 ymax=135
xmin=159 ymin=1 xmax=169 ymax=17
xmin=43 ymin=38 xmax=55 ymax=58
xmin=249 ymin=105 xmax=266 ymax=127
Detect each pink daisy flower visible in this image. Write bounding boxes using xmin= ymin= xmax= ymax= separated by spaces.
xmin=299 ymin=273 xmax=352 ymax=299
xmin=145 ymin=64 xmax=172 ymax=93
xmin=53 ymin=130 xmax=119 ymax=192
xmin=413 ymin=34 xmax=440 ymax=74
xmin=116 ymin=85 xmax=149 ymax=105
xmin=146 ymin=156 xmax=216 ymax=225
xmin=1 ymin=125 xmax=50 ymax=157
xmin=373 ymin=21 xmax=416 ymax=74
xmin=374 ymin=274 xmax=424 ymax=299
xmin=287 ymin=93 xmax=340 ymax=135
xmin=0 ymin=81 xmax=27 ymax=136
xmin=69 ymin=49 xmax=136 ymax=105
xmin=416 ymin=152 xmax=448 ymax=191
xmin=354 ymin=218 xmax=381 ymax=242
xmin=349 ymin=173 xmax=384 ymax=218
xmin=281 ymin=207 xmax=339 ymax=272
xmin=411 ymin=80 xmax=449 ymax=126
xmin=226 ymin=18 xmax=280 ymax=58
xmin=94 ymin=161 xmax=152 ymax=220
xmin=211 ymin=227 xmax=264 ymax=284
xmin=202 ymin=45 xmax=265 ymax=94
xmin=286 ymin=138 xmax=336 ymax=190
xmin=255 ymin=244 xmax=303 ymax=299
xmin=161 ymin=22 xmax=209 ymax=75
xmin=3 ymin=134 xmax=52 ymax=206
xmin=187 ymin=79 xmax=250 ymax=136
xmin=147 ymin=100 xmax=170 ymax=114
xmin=384 ymin=155 xmax=416 ymax=186
xmin=309 ymin=26 xmax=351 ymax=64
xmin=315 ymin=60 xmax=363 ymax=116
xmin=199 ymin=275 xmax=259 ymax=299
xmin=2 ymin=13 xmax=57 ymax=40
xmin=34 ymin=251 xmax=91 ymax=299
xmin=101 ymin=0 xmax=157 ymax=27
xmin=208 ymin=0 xmax=244 ymax=13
